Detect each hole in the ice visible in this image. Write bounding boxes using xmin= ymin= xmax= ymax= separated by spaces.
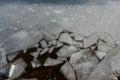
xmin=117 ymin=76 xmax=120 ymax=80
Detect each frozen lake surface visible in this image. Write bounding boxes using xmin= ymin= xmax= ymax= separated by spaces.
xmin=1 ymin=1 xmax=120 ymax=80
xmin=0 ymin=0 xmax=120 ymax=53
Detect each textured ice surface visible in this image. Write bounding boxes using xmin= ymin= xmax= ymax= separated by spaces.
xmin=1 ymin=0 xmax=120 ymax=54
xmin=87 ymin=46 xmax=120 ymax=80
xmin=1 ymin=0 xmax=120 ymax=80
xmin=0 ymin=30 xmax=119 ymax=80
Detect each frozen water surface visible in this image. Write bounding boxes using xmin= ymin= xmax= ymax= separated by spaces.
xmin=0 ymin=0 xmax=120 ymax=52
xmin=1 ymin=0 xmax=120 ymax=80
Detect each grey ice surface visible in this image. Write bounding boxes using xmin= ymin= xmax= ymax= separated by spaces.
xmin=87 ymin=45 xmax=120 ymax=80
xmin=1 ymin=0 xmax=120 ymax=80
xmin=1 ymin=0 xmax=120 ymax=54
xmin=69 ymin=49 xmax=99 ymax=80
xmin=60 ymin=61 xmax=76 ymax=80
xmin=43 ymin=57 xmax=63 ymax=66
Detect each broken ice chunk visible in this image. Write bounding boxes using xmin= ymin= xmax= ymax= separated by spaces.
xmin=10 ymin=58 xmax=27 ymax=79
xmin=40 ymin=30 xmax=54 ymax=41
xmin=31 ymin=59 xmax=41 ymax=68
xmin=0 ymin=48 xmax=8 ymax=69
xmin=35 ymin=43 xmax=39 ymax=48
xmin=59 ymin=33 xmax=73 ymax=45
xmin=0 ymin=58 xmax=7 ymax=70
xmin=111 ymin=51 xmax=120 ymax=72
xmin=40 ymin=40 xmax=48 ymax=48
xmin=95 ymin=51 xmax=106 ymax=60
xmin=76 ymin=61 xmax=98 ymax=80
xmin=83 ymin=35 xmax=98 ymax=48
xmin=68 ymin=46 xmax=78 ymax=51
xmin=73 ymin=34 xmax=84 ymax=41
xmin=98 ymin=41 xmax=114 ymax=53
xmin=104 ymin=35 xmax=116 ymax=46
xmin=43 ymin=58 xmax=63 ymax=66
xmin=87 ymin=46 xmax=120 ymax=80
xmin=69 ymin=49 xmax=98 ymax=69
xmin=110 ymin=75 xmax=118 ymax=80
xmin=6 ymin=51 xmax=21 ymax=62
xmin=56 ymin=41 xmax=63 ymax=47
xmin=57 ymin=46 xmax=78 ymax=58
xmin=69 ymin=49 xmax=99 ymax=80
xmin=69 ymin=51 xmax=84 ymax=69
xmin=49 ymin=47 xmax=54 ymax=53
xmin=23 ymin=49 xmax=27 ymax=54
xmin=39 ymin=48 xmax=49 ymax=55
xmin=0 ymin=64 xmax=12 ymax=78
xmin=48 ymin=40 xmax=57 ymax=46
xmin=0 ymin=64 xmax=16 ymax=79
xmin=72 ymin=41 xmax=83 ymax=48
xmin=9 ymin=64 xmax=15 ymax=78
xmin=60 ymin=61 xmax=76 ymax=80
